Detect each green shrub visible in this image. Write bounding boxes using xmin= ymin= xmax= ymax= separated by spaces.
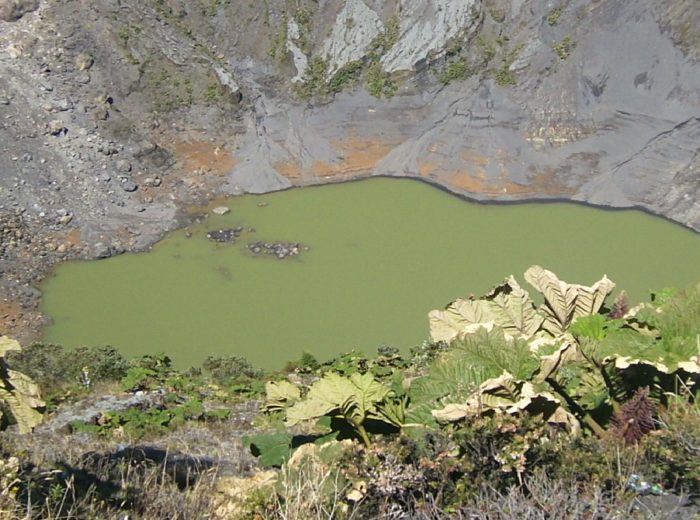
xmin=293 ymin=57 xmax=329 ymax=99
xmin=69 ymin=396 xmax=229 ymax=440
xmin=204 ymin=82 xmax=223 ymax=103
xmin=638 ymin=392 xmax=700 ymax=493
xmin=366 ymin=62 xmax=397 ymax=98
xmin=439 ymin=59 xmax=471 ymax=84
xmin=494 ymin=45 xmax=523 ymax=86
xmin=201 ymin=355 xmax=263 ymax=383
xmin=284 ymin=351 xmax=321 ymax=374
xmin=327 ymin=60 xmax=363 ymax=93
xmin=475 ymin=35 xmax=496 ymax=71
xmin=268 ymin=15 xmax=289 ymax=64
xmin=547 ymin=7 xmax=563 ymax=26
xmin=7 ymin=343 xmax=128 ymax=400
xmin=368 ymin=15 xmax=399 ymax=58
xmin=121 ymin=353 xmax=173 ymax=392
xmin=451 ymin=414 xmax=562 ymax=495
xmin=553 ymin=36 xmax=576 ymax=60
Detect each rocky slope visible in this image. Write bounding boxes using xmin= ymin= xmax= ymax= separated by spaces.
xmin=1 ymin=0 xmax=699 ymax=340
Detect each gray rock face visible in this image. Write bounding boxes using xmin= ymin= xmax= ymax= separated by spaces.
xmin=321 ymin=0 xmax=384 ymax=76
xmin=223 ymin=0 xmax=700 ymax=233
xmin=213 ymin=65 xmax=242 ymax=103
xmin=381 ymin=0 xmax=482 ymax=72
xmin=287 ymin=18 xmax=309 ymax=83
xmin=0 ymin=0 xmax=39 ymax=22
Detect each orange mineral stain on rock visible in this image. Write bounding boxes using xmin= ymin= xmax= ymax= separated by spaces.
xmin=174 ymin=140 xmax=237 ymax=176
xmin=0 ymin=299 xmax=42 ymax=345
xmin=63 ymin=228 xmax=82 ymax=248
xmin=448 ymin=167 xmax=576 ymax=197
xmin=0 ymin=300 xmax=23 ymax=335
xmin=275 ymin=160 xmax=303 ymax=180
xmin=274 ymin=134 xmax=400 ymax=183
xmin=417 ymin=161 xmax=439 ymax=176
xmin=459 ymin=150 xmax=491 ymax=170
xmin=274 ymin=136 xmax=577 ymax=198
xmin=412 ymin=149 xmax=578 ymax=197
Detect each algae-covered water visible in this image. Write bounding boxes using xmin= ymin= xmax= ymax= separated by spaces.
xmin=41 ymin=178 xmax=700 ymax=369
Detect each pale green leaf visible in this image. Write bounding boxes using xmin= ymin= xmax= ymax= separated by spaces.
xmin=6 ymin=369 xmax=44 ymax=410
xmin=347 ymin=372 xmax=390 ymax=421
xmin=524 ymin=265 xmax=615 ymax=336
xmin=429 ymin=298 xmax=493 ymax=343
xmin=429 ymin=277 xmax=543 ymax=343
xmin=284 ymin=372 xmax=391 ymax=428
xmin=431 ymin=372 xmax=579 ymax=432
xmin=0 ymin=336 xmax=21 ymax=357
xmin=431 ymin=403 xmax=472 ymax=423
xmin=449 ymin=327 xmax=540 ymax=381
xmin=534 ymin=341 xmax=580 ymax=382
xmin=264 ymin=380 xmax=301 ymax=412
xmin=285 ymin=396 xmax=337 ymax=426
xmin=0 ymin=387 xmax=43 ymax=434
xmin=0 ymin=337 xmax=44 ymax=433
xmin=482 ymin=276 xmax=543 ymax=339
xmin=246 ymin=432 xmax=294 ymax=467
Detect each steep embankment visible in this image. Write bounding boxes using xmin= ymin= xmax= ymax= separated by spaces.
xmin=1 ymin=0 xmax=699 ymax=340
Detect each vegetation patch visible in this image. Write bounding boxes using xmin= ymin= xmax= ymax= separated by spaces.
xmin=366 ymin=62 xmax=397 ymax=99
xmin=547 ymin=6 xmax=563 ymax=26
xmin=327 ymin=60 xmax=363 ymax=93
xmin=2 ymin=267 xmax=700 ymax=517
xmin=553 ymin=36 xmax=576 ymax=60
xmin=495 ymin=44 xmax=523 ymax=86
xmin=293 ymin=56 xmax=329 ymax=99
xmin=268 ymin=14 xmax=289 ymax=64
xmin=368 ymin=15 xmax=400 ymax=60
xmin=489 ymin=7 xmax=506 ymax=24
xmin=439 ymin=58 xmax=472 ymax=85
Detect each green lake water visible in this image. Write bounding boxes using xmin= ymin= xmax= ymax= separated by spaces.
xmin=40 ymin=178 xmax=700 ymax=369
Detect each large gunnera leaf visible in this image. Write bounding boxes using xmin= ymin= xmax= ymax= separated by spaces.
xmin=246 ymin=432 xmax=295 ymax=467
xmin=263 ymin=380 xmax=301 ymax=413
xmin=432 ymin=372 xmax=579 ymax=433
xmin=429 ymin=298 xmax=494 ymax=344
xmin=0 ymin=337 xmax=44 ymax=433
xmin=448 ymin=326 xmax=541 ymax=381
xmin=429 ymin=276 xmax=542 ymax=343
xmin=524 ymin=265 xmax=615 ymax=336
xmin=285 ymin=372 xmax=391 ymax=427
xmin=348 ymin=372 xmax=392 ymax=423
xmin=484 ymin=276 xmax=544 ymax=339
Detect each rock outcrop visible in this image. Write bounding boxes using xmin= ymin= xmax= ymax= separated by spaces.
xmin=0 ymin=0 xmax=39 ymax=22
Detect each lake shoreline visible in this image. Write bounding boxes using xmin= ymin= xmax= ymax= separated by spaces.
xmin=38 ymin=178 xmax=700 ymax=369
xmin=5 ymin=173 xmax=700 ymax=355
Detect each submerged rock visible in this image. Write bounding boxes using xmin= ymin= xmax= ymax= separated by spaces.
xmin=207 ymin=227 xmax=243 ymax=243
xmin=247 ymin=241 xmax=307 ymax=259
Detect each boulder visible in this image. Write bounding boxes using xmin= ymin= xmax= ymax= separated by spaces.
xmin=0 ymin=0 xmax=39 ymax=22
xmin=212 ymin=206 xmax=231 ymax=216
xmin=213 ymin=66 xmax=242 ymax=104
xmin=75 ymin=52 xmax=94 ymax=71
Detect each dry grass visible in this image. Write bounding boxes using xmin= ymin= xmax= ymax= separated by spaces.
xmin=271 ymin=451 xmax=351 ymax=520
xmin=0 ymin=458 xmax=221 ymax=519
xmin=0 ymin=415 xmax=259 ymax=519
